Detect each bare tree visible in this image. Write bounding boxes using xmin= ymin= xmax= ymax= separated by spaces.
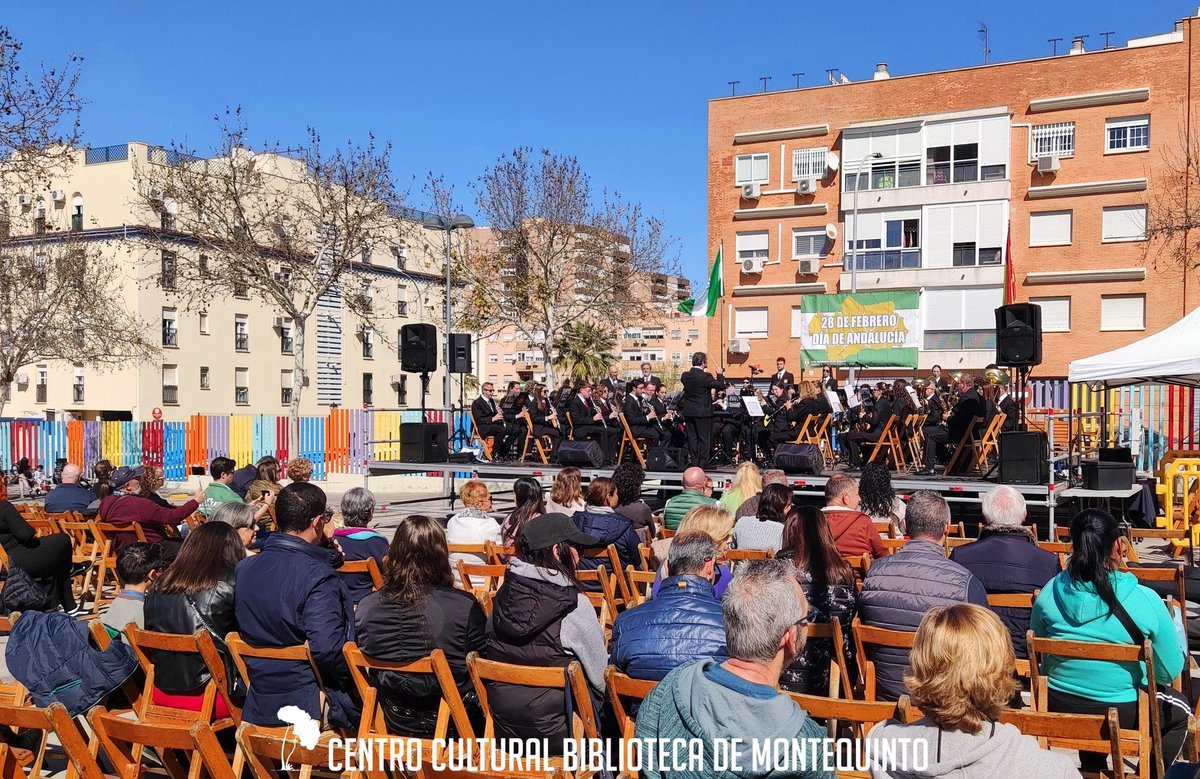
xmin=133 ymin=109 xmax=402 ymax=445
xmin=0 ymin=27 xmax=155 ymax=417
xmin=1146 ymin=129 xmax=1200 ymax=273
xmin=455 ymin=147 xmax=679 ymax=387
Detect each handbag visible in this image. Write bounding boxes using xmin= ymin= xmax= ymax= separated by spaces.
xmin=184 ymin=594 xmax=246 ymax=703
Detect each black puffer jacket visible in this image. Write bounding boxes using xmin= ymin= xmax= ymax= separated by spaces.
xmin=144 ymin=572 xmax=237 ymax=694
xmin=572 ymin=507 xmax=641 ymax=573
xmin=777 ymin=562 xmax=858 ymax=696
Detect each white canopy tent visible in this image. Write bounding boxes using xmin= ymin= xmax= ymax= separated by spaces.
xmin=1067 ymin=306 xmax=1200 ymax=389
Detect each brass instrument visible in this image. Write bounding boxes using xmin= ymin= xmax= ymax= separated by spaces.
xmin=912 ymin=378 xmax=930 ymax=392
xmin=983 ymin=367 xmax=1011 ymax=387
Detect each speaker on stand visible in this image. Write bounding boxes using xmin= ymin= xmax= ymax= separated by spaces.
xmin=399 ymin=324 xmax=446 ymax=463
xmin=995 ymin=304 xmax=1043 ymax=431
xmin=448 ymin=334 xmax=474 ymax=453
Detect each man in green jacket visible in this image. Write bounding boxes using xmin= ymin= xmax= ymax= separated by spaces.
xmin=663 ymin=467 xmax=719 ymax=531
xmin=198 ymin=456 xmax=242 ymax=517
xmin=635 ymin=559 xmax=833 ymax=779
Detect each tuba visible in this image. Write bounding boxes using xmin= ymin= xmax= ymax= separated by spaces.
xmin=983 ymin=367 xmax=1011 ymax=387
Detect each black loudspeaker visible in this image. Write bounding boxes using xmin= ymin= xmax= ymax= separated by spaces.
xmin=773 ymin=443 xmax=823 ymax=475
xmin=644 ymin=447 xmax=684 ymax=472
xmin=400 ymin=423 xmax=448 ymax=463
xmin=557 ymin=440 xmax=603 ymax=468
xmin=995 ymin=304 xmax=1043 ymax=367
xmin=999 ymin=431 xmax=1049 ymax=484
xmin=449 ymin=333 xmax=472 ymax=374
xmin=400 ymin=324 xmax=438 ymax=373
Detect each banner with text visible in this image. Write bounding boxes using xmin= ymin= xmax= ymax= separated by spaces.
xmin=800 ymin=291 xmax=921 ymax=368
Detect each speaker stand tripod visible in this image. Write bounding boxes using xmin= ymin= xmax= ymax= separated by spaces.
xmin=449 ymin=378 xmax=470 ymax=452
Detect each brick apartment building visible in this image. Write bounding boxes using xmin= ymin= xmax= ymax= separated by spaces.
xmin=708 ymin=13 xmax=1200 ymax=381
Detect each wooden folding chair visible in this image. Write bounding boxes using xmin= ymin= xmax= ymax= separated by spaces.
xmin=484 ymin=541 xmax=516 ymax=565
xmin=637 ymin=544 xmax=656 ymax=572
xmin=851 ymin=616 xmax=916 ymax=701
xmin=456 ymin=561 xmax=506 ymax=600
xmin=604 ymin=667 xmax=656 ymax=741
xmin=799 ymin=414 xmax=834 ymax=467
xmin=843 ymin=553 xmax=873 ymax=581
xmin=88 ymin=707 xmax=237 ymax=779
xmin=998 ymin=707 xmax=1129 ymax=779
xmin=88 ymin=521 xmax=148 ymax=614
xmin=466 ymin=653 xmax=599 ymax=779
xmin=58 ymin=518 xmax=103 ymax=610
xmin=788 ymin=691 xmax=904 ymax=742
xmin=985 ymin=593 xmax=1035 ymax=678
xmin=336 ymin=556 xmax=384 ymax=593
xmin=973 ymin=413 xmax=1007 ymax=473
xmin=804 ymin=618 xmax=854 ymax=701
xmin=790 ymin=414 xmax=817 ymax=445
xmin=576 ymin=567 xmax=618 ymax=636
xmin=471 ymin=427 xmax=496 ymax=462
xmin=863 ymin=416 xmax=906 ymax=471
xmin=874 ymin=519 xmax=899 ymax=539
xmin=225 ymin=633 xmax=327 ymax=728
xmin=1125 ymin=565 xmax=1191 ymax=700
xmin=27 ymin=515 xmax=62 ymax=537
xmin=518 ymin=414 xmax=553 ymax=465
xmin=1130 ymin=526 xmax=1195 ymax=565
xmin=724 ymin=548 xmax=774 ymax=570
xmin=123 ymin=625 xmax=241 ymax=730
xmin=1027 ymin=631 xmax=1161 ymax=778
xmin=943 ymin=416 xmax=983 ymax=477
xmin=0 ymin=699 xmax=104 ymax=779
xmin=616 ymin=413 xmax=650 ymax=469
xmin=580 ymin=544 xmax=633 ymax=606
xmin=235 ymin=724 xmax=352 ymax=779
xmin=625 ymin=566 xmax=657 ymax=607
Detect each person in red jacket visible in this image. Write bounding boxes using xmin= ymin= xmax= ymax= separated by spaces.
xmin=821 ymin=473 xmax=887 ymax=561
xmin=99 ymin=466 xmax=203 ymax=555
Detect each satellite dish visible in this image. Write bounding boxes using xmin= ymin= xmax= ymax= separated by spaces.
xmin=825 ymin=223 xmax=839 ymax=241
xmin=825 ymin=151 xmax=841 ymax=173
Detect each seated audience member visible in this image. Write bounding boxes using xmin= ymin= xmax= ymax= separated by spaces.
xmin=609 ymin=532 xmax=728 ymax=680
xmin=663 ymin=467 xmax=718 ymax=531
xmin=446 ymin=481 xmax=502 ymax=585
xmin=544 ymin=467 xmax=585 ymax=516
xmin=44 ymin=463 xmax=97 ymax=515
xmin=733 ymin=481 xmax=790 ymax=552
xmin=245 ymin=456 xmax=282 ymax=504
xmin=859 ymin=491 xmax=987 ymax=701
xmin=612 ymin=462 xmax=654 ymax=530
xmin=485 ymin=513 xmax=606 ymax=750
xmin=234 ymin=482 xmax=357 ymax=728
xmin=572 ymin=477 xmax=642 ymax=573
xmin=285 ymin=457 xmax=313 ymax=483
xmin=868 ymin=604 xmax=1081 ymax=779
xmin=0 ymin=481 xmax=85 ymax=613
xmin=720 ymin=462 xmax=762 ymax=516
xmin=651 ymin=505 xmax=735 ymax=600
xmin=100 ymin=467 xmax=202 ymax=554
xmin=144 ymin=523 xmax=245 ymax=717
xmin=92 ymin=459 xmax=114 ymax=500
xmin=334 ymin=487 xmax=389 ymax=606
xmin=137 ymin=467 xmax=175 ymax=509
xmin=227 ymin=461 xmax=258 ymax=499
xmin=950 ymin=485 xmax=1060 ymax=658
xmin=198 ymin=457 xmax=243 ymax=517
xmin=635 ymin=560 xmax=832 ymax=779
xmin=734 ymin=468 xmax=787 ymax=520
xmin=209 ymin=502 xmax=258 ymax=550
xmin=1033 ymin=509 xmax=1189 ymax=773
xmin=102 ymin=542 xmax=166 ymax=635
xmin=859 ymin=463 xmax=906 ymax=534
xmin=821 ymin=473 xmax=887 ymax=560
xmin=779 ymin=505 xmax=858 ymax=696
xmin=355 ymin=515 xmax=485 ymax=737
xmin=499 ymin=476 xmax=544 ymax=546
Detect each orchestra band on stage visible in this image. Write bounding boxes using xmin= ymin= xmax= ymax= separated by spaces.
xmin=469 ymin=352 xmax=1020 ymax=475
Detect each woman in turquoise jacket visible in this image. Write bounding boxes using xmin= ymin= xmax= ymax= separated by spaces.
xmin=1031 ymin=509 xmax=1189 ymax=775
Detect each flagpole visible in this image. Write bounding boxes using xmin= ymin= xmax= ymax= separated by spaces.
xmin=718 ymin=239 xmax=725 ymax=372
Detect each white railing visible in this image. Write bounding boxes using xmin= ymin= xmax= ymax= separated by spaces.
xmin=792 ymin=147 xmax=828 ymax=180
xmin=1031 ymin=123 xmax=1075 ymax=160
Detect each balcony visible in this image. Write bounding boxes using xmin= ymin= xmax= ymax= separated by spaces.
xmin=280 ymin=336 xmax=293 ymax=354
xmin=72 ymin=384 xmax=84 ymax=404
xmin=281 ymin=388 xmax=293 ymax=405
xmin=84 ymin=144 xmax=129 ymax=165
xmin=843 ymin=250 xmax=922 ymax=272
xmin=162 ymin=328 xmax=177 ymax=347
xmin=235 ymin=333 xmax=249 ymax=352
xmin=35 ymin=385 xmax=46 ymax=403
xmin=235 ymin=387 xmax=249 ymax=405
xmin=162 ymin=385 xmax=178 ymax=405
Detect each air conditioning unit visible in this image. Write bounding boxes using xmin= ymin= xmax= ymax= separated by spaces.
xmin=798 ymin=258 xmax=821 ymax=275
xmin=1036 ymin=155 xmax=1060 ymax=174
xmin=14 ymin=373 xmax=28 ymax=386
xmin=272 ymin=316 xmax=284 ymax=328
xmin=728 ymin=339 xmax=751 ymax=355
xmin=390 ymin=373 xmax=404 ymax=384
xmin=796 ymin=178 xmax=817 ymax=195
xmin=741 ymin=257 xmax=765 ymax=274
xmin=16 ymin=194 xmax=30 ymax=207
xmin=740 ymin=182 xmax=762 ymax=200
xmin=51 ymin=190 xmax=66 ymax=203
xmin=145 ymin=186 xmax=164 ymax=202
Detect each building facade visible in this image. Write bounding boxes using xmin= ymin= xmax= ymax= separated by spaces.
xmin=708 ymin=14 xmax=1199 ymax=380
xmin=3 ymin=142 xmax=480 ymax=422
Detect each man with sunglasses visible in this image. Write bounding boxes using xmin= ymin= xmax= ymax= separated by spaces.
xmin=234 ymin=482 xmax=358 ymax=730
xmin=470 ymin=382 xmax=515 ymax=460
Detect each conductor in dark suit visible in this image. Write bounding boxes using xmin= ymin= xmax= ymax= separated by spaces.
xmin=771 ymin=358 xmax=795 ymax=388
xmin=567 ymin=384 xmax=619 ymax=463
xmin=470 ymin=382 xmax=513 ymax=459
xmin=918 ymin=373 xmax=986 ymax=474
xmin=680 ymin=352 xmax=724 ymax=466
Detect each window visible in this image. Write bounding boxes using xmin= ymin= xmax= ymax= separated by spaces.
xmin=687 ymin=329 xmax=699 ymax=341
xmin=397 ymin=375 xmax=408 ymax=405
xmin=791 ymin=147 xmax=827 ymax=181
xmin=923 ymin=286 xmax=1001 ymax=350
xmin=396 ymin=285 xmax=409 ymax=317
xmin=1102 ymin=205 xmax=1147 ymax=242
xmin=72 ymin=368 xmax=84 ymax=404
xmin=392 ymin=241 xmax=407 ymax=270
xmin=644 ymin=327 xmax=664 ymax=340
xmin=200 ymin=366 xmax=210 ymax=390
xmin=35 ymin=367 xmax=46 ymax=404
xmin=199 ymin=312 xmax=209 ymax=335
xmin=981 ymin=164 xmax=1006 ymax=181
xmin=1030 ymin=297 xmax=1071 ymax=332
xmin=280 ymin=319 xmax=293 ymax=354
xmin=1106 ymin=116 xmax=1150 ymax=153
xmin=71 ymin=196 xmax=83 ymax=232
xmin=669 ymin=329 xmax=681 ymax=340
xmin=846 ymin=218 xmax=920 ymax=271
xmin=281 ymin=370 xmax=294 ymax=405
xmin=234 ymin=315 xmax=249 ymax=351
xmin=978 ymin=246 xmax=1002 ymax=265
xmin=233 ymin=279 xmax=248 ymax=298
xmin=159 ymin=251 xmax=177 ymax=291
xmin=162 ymin=365 xmax=178 ymax=405
xmin=1101 ymin=294 xmax=1145 ymax=331
xmin=1029 ymin=211 xmax=1073 ymax=246
xmin=161 ymin=309 xmax=177 ymax=347
xmin=951 ymin=242 xmax=977 ymax=267
xmin=736 ymin=231 xmax=769 ymax=262
xmin=671 ymin=352 xmax=681 ymax=362
xmin=845 ymin=159 xmax=921 ymax=191
xmin=1031 ymin=122 xmax=1075 ymax=159
xmin=792 ymin=228 xmax=829 ymax=259
xmin=735 ymin=153 xmax=770 ymax=185
xmin=234 ymin=368 xmax=249 ymax=404
xmin=198 ymin=254 xmax=210 ymax=276
xmin=734 ymin=308 xmax=768 ymax=339
xmin=34 ymin=200 xmax=45 ymax=235
xmin=926 ymin=144 xmax=978 ymax=184
xmin=362 ymin=329 xmax=374 ymax=358
xmin=791 ymin=306 xmax=805 ymax=338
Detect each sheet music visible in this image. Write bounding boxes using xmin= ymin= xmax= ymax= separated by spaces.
xmin=825 ymin=390 xmax=844 ymax=414
xmin=846 ymin=392 xmax=860 ymax=410
xmin=743 ymin=396 xmax=765 ymax=417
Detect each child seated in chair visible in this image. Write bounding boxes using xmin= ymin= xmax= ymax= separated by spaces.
xmin=101 ymin=543 xmax=166 ymax=640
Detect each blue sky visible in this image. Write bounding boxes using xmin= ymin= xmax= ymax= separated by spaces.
xmin=3 ymin=0 xmax=1189 ymax=286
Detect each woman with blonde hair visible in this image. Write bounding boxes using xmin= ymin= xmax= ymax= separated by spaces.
xmin=650 ymin=504 xmax=735 ymax=599
xmin=446 ymin=480 xmax=502 ymax=584
xmin=545 ymin=467 xmax=585 ymax=516
xmin=868 ymin=604 xmax=1080 ymax=779
xmin=719 ymin=461 xmax=761 ymax=515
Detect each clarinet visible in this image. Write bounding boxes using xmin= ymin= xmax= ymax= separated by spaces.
xmin=643 ymin=395 xmax=664 ymax=431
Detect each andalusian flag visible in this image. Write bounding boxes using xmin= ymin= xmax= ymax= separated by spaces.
xmin=677 ymin=243 xmax=724 ymax=317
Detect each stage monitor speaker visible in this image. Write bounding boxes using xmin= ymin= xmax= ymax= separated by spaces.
xmin=773 ymin=443 xmax=823 ymax=476
xmin=400 ymin=324 xmax=438 ymax=373
xmin=644 ymin=447 xmax=684 ymax=472
xmin=557 ymin=440 xmax=603 ymax=468
xmin=449 ymin=333 xmax=473 ymax=374
xmin=999 ymin=431 xmax=1048 ymax=485
xmin=995 ymin=304 xmax=1043 ymax=368
xmin=400 ymin=423 xmax=448 ymax=463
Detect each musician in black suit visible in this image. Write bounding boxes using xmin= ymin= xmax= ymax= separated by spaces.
xmin=500 ymin=381 xmax=524 ymax=424
xmin=771 ymin=358 xmax=795 ymax=388
xmin=680 ymin=352 xmax=724 ymax=466
xmin=470 ymin=382 xmax=515 ymax=459
xmin=931 ymin=364 xmax=951 ymax=395
xmin=622 ymin=379 xmax=664 ymax=446
xmin=652 ymin=384 xmax=686 ymax=449
xmin=758 ymin=383 xmax=803 ymax=458
xmin=918 ymin=373 xmax=985 ymax=475
xmin=566 ymin=384 xmax=619 ymax=463
xmin=520 ymin=382 xmax=560 ymax=453
xmin=838 ymin=384 xmax=894 ymax=468
xmin=600 ymin=365 xmax=624 ymax=396
xmin=821 ymin=366 xmax=839 ymax=392
xmin=637 ymin=362 xmax=662 ymax=392
xmin=995 ymin=387 xmax=1019 ymax=433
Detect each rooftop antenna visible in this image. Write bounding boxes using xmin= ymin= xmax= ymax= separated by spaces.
xmin=792 ymin=72 xmax=805 ymax=89
xmin=826 ymin=68 xmax=838 ymax=85
xmin=1099 ymin=31 xmax=1116 ymax=49
xmin=978 ymin=22 xmax=991 ymax=64
xmin=728 ymin=80 xmax=739 ymax=97
xmin=759 ymin=76 xmax=771 ymax=92
xmin=1048 ymin=37 xmax=1063 ymax=55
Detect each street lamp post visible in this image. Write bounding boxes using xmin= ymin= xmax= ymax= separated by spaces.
xmin=848 ymin=152 xmax=882 ymax=387
xmin=425 ymin=214 xmax=475 ymax=414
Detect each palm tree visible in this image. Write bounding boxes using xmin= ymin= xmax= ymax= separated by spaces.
xmin=551 ymin=322 xmax=617 ymax=385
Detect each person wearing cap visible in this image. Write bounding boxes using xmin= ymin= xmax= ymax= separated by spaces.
xmin=484 ymin=512 xmax=607 ymax=752
xmin=99 ymin=466 xmax=204 ymax=554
